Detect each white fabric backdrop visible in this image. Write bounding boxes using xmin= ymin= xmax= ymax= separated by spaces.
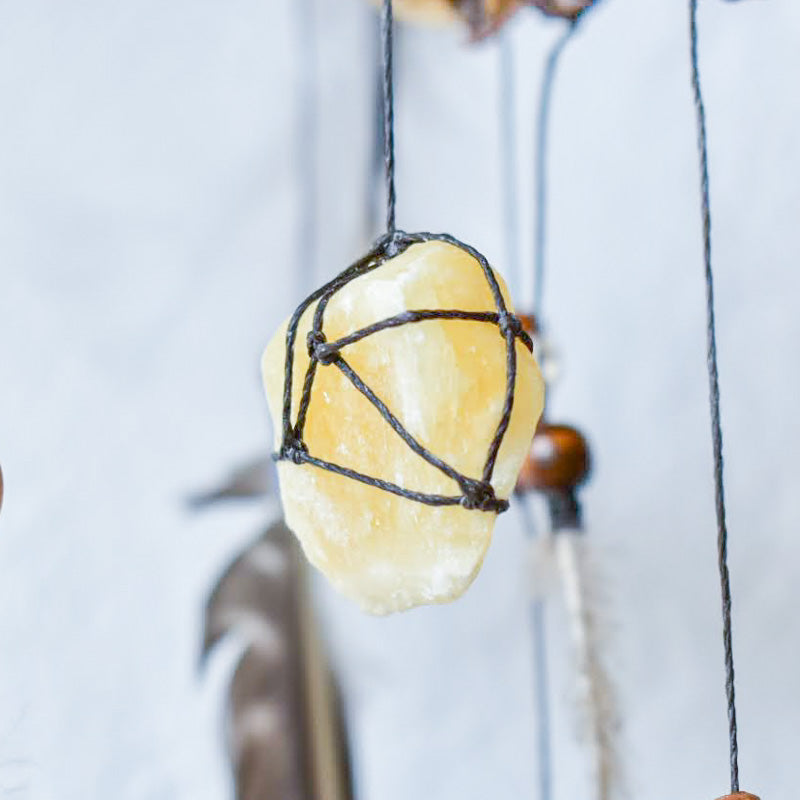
xmin=1 ymin=1 xmax=798 ymax=799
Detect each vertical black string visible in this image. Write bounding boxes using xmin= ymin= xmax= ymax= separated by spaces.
xmin=533 ymin=21 xmax=578 ymax=322
xmin=381 ymin=0 xmax=397 ymax=236
xmin=689 ymin=0 xmax=740 ymax=793
xmin=293 ymin=0 xmax=317 ymax=296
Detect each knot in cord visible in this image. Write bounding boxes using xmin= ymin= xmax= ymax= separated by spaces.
xmin=277 ymin=437 xmax=308 ymax=465
xmin=459 ymin=479 xmax=507 ymax=512
xmin=498 ymin=311 xmax=523 ymax=341
xmin=379 ymin=230 xmax=407 ymax=259
xmin=306 ymin=330 xmax=337 ymax=365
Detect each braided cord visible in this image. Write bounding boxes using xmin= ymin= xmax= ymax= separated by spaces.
xmin=689 ymin=0 xmax=740 ymax=791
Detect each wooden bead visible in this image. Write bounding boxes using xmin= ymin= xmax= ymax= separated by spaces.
xmin=715 ymin=794 xmax=760 ymax=800
xmin=516 ymin=422 xmax=590 ymax=494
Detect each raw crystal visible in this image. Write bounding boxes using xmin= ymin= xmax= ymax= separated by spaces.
xmin=262 ymin=240 xmax=544 ymax=614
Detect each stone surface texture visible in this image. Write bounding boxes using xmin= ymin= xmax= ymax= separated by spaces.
xmin=263 ymin=241 xmax=544 ymax=614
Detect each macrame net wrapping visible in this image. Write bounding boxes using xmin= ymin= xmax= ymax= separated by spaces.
xmin=274 ymin=231 xmax=533 ymax=514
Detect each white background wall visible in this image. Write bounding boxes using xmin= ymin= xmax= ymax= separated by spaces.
xmin=1 ymin=1 xmax=798 ymax=799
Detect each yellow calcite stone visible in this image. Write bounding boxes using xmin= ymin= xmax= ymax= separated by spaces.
xmin=262 ymin=241 xmax=544 ymax=614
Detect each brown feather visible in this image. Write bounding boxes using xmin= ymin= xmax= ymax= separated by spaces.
xmin=227 ymin=647 xmax=308 ymax=800
xmin=202 ymin=519 xmax=353 ymax=800
xmin=201 ymin=526 xmax=292 ymax=660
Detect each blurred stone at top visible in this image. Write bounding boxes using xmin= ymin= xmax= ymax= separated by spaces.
xmin=385 ymin=0 xmax=595 ymax=37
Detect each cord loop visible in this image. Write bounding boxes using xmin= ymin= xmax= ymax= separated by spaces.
xmin=459 ymin=479 xmax=507 ymax=512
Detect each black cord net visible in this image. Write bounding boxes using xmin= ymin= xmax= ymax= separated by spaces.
xmin=274 ymin=230 xmax=533 ymax=515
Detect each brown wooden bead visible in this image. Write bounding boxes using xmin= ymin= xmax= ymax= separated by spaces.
xmin=516 ymin=422 xmax=590 ymax=494
xmin=715 ymin=794 xmax=760 ymax=800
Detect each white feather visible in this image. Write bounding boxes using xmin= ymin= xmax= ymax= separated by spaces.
xmin=555 ymin=530 xmax=623 ymax=800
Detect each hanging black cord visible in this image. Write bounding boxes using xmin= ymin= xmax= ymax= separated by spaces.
xmin=689 ymin=0 xmax=739 ymax=792
xmin=381 ymin=0 xmax=397 ymax=236
xmin=533 ymin=19 xmax=579 ymax=321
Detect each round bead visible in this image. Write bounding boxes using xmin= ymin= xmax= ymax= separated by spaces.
xmin=516 ymin=422 xmax=591 ymax=493
xmin=715 ymin=794 xmax=760 ymax=800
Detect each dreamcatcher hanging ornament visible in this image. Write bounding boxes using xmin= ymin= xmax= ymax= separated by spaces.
xmin=262 ymin=0 xmax=544 ymax=614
